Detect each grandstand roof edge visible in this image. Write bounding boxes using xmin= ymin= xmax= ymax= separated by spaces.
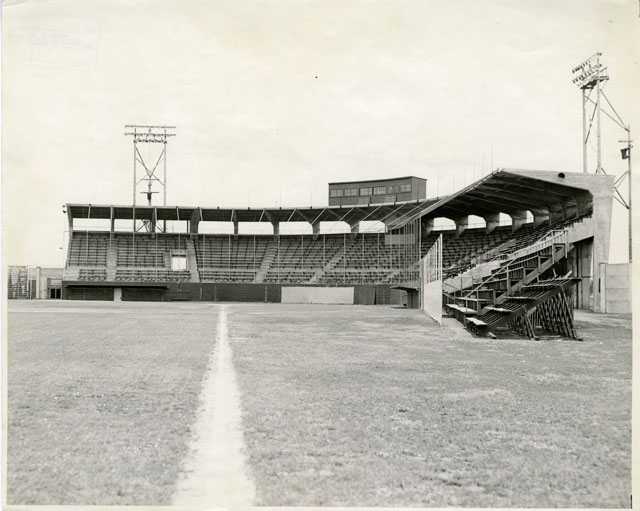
xmin=386 ymin=168 xmax=595 ymax=229
xmin=65 ymin=198 xmax=443 ymax=224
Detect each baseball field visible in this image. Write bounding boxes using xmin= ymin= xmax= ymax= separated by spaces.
xmin=6 ymin=300 xmax=631 ymax=506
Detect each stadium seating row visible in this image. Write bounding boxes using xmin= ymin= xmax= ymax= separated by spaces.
xmin=66 ymin=216 xmax=587 ymax=285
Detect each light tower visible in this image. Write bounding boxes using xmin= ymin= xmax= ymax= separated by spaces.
xmin=571 ymin=52 xmax=609 ymax=174
xmin=571 ymin=53 xmax=632 ymax=261
xmin=124 ymin=124 xmax=176 ymax=232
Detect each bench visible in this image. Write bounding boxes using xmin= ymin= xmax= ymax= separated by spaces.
xmin=446 ymin=303 xmax=478 ymax=323
xmin=485 ymin=306 xmax=511 ymax=313
xmin=465 ymin=316 xmax=490 ymax=336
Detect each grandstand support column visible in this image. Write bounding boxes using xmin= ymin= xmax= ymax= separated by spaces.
xmin=532 ymin=208 xmax=550 ymax=227
xmin=484 ymin=213 xmax=500 ymax=234
xmin=272 ymin=222 xmax=279 ymax=237
xmin=511 ymin=210 xmax=528 ymax=232
xmin=312 ymin=222 xmax=321 ymax=239
xmin=421 ymin=218 xmax=434 ymax=237
xmin=575 ymin=194 xmax=591 ymax=218
xmin=151 ymin=207 xmax=157 ymax=233
xmin=549 ymin=204 xmax=566 ymax=224
xmin=189 ymin=216 xmax=199 ymax=234
xmin=233 ymin=221 xmax=239 ymax=237
xmin=454 ymin=216 xmax=468 ymax=237
xmin=66 ymin=205 xmax=73 ymax=232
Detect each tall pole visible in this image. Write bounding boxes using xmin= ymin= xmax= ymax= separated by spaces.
xmin=582 ymin=88 xmax=588 ymax=174
xmin=133 ymin=138 xmax=137 ymax=245
xmin=163 ymin=139 xmax=167 ymax=233
xmin=628 ymin=126 xmax=633 ymax=262
xmin=133 ymin=139 xmax=137 ymax=207
xmin=596 ymin=68 xmax=602 ymax=173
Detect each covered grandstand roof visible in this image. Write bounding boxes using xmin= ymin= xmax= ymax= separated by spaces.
xmin=66 ymin=169 xmax=595 ymax=230
xmin=65 ymin=198 xmax=440 ymax=226
xmin=385 ymin=169 xmax=594 ymax=229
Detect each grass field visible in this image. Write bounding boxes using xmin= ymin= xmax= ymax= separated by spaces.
xmin=7 ymin=300 xmax=631 ymax=506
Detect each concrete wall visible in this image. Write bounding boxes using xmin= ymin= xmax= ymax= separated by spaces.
xmin=422 ymin=280 xmax=442 ymax=324
xmin=63 ymin=286 xmax=115 ymax=300
xmin=62 ymin=282 xmax=404 ymax=305
xmin=599 ymin=263 xmax=631 ymax=313
xmin=509 ymin=170 xmax=614 ymax=312
xmin=281 ymin=286 xmax=354 ymax=304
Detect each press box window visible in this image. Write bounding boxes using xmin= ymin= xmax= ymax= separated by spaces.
xmin=374 ymin=186 xmax=386 ymax=195
xmin=400 ymin=184 xmax=412 ymax=192
xmin=330 ymin=189 xmax=344 ymax=198
xmin=171 ymin=255 xmax=187 ymax=271
xmin=344 ymin=188 xmax=358 ymax=196
xmin=360 ymin=187 xmax=372 ymax=196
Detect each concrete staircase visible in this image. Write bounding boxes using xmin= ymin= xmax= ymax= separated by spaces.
xmin=186 ymin=237 xmax=200 ymax=283
xmin=308 ymin=235 xmax=358 ymax=284
xmin=106 ymin=242 xmax=117 ymax=281
xmin=255 ymin=241 xmax=277 ymax=283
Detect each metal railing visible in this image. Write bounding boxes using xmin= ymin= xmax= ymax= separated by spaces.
xmin=495 ymin=229 xmax=568 ymax=263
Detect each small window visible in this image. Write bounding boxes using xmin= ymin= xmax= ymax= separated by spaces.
xmin=344 ymin=188 xmax=358 ymax=196
xmin=330 ymin=189 xmax=344 ymax=198
xmin=360 ymin=187 xmax=372 ymax=196
xmin=400 ymin=184 xmax=412 ymax=193
xmin=171 ymin=255 xmax=187 ymax=271
xmin=374 ymin=186 xmax=386 ymax=195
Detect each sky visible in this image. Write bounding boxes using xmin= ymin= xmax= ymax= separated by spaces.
xmin=2 ymin=0 xmax=639 ymax=266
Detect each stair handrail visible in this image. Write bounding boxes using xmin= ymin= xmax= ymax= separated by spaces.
xmin=461 ymin=228 xmax=569 ymax=299
xmin=494 ymin=229 xmax=568 ymax=263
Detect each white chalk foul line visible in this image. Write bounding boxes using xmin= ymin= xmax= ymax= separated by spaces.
xmin=172 ymin=304 xmax=255 ymax=508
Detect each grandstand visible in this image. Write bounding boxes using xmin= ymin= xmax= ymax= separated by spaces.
xmin=61 ymin=168 xmax=623 ymax=338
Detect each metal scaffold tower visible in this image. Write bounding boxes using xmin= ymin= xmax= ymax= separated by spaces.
xmin=125 ymin=124 xmax=176 ymax=232
xmin=571 ymin=53 xmax=633 ymax=261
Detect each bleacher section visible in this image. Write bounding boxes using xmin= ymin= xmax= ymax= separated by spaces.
xmin=65 ymin=214 xmax=590 ymax=286
xmin=67 ymin=232 xmax=109 ymax=266
xmin=78 ymin=268 xmax=107 ymax=281
xmin=115 ymin=269 xmax=191 ymax=282
xmin=194 ymin=235 xmax=269 ymax=269
xmin=266 ymin=235 xmax=345 ymax=284
xmin=199 ymin=269 xmax=257 ymax=283
xmin=443 ymin=228 xmax=579 ymax=339
xmin=115 ymin=233 xmax=186 ymax=267
xmin=422 ymin=227 xmax=514 ymax=278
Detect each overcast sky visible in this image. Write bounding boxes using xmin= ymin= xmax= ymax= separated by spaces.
xmin=2 ymin=0 xmax=639 ymax=266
